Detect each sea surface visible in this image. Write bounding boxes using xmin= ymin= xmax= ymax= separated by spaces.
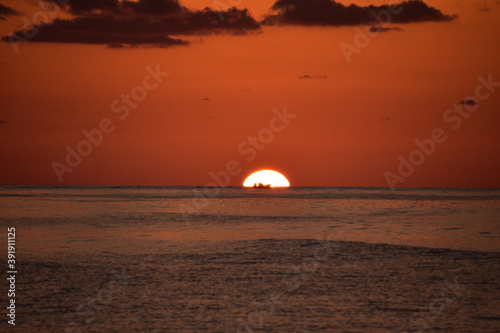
xmin=0 ymin=186 xmax=499 ymax=332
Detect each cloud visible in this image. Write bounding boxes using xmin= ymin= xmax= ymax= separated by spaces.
xmin=3 ymin=0 xmax=260 ymax=47
xmin=298 ymin=74 xmax=328 ymax=79
xmin=45 ymin=0 xmax=184 ymax=15
xmin=369 ymin=26 xmax=403 ymax=33
xmin=201 ymin=97 xmax=211 ymax=102
xmin=0 ymin=3 xmax=20 ymax=20
xmin=458 ymin=99 xmax=479 ymax=106
xmin=263 ymin=0 xmax=457 ymax=26
xmin=0 ymin=120 xmax=6 ymax=124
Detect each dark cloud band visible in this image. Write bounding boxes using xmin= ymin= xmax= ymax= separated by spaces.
xmin=263 ymin=0 xmax=457 ymax=26
xmin=0 ymin=2 xmax=20 ymax=20
xmin=2 ymin=0 xmax=456 ymax=48
xmin=3 ymin=0 xmax=260 ymax=47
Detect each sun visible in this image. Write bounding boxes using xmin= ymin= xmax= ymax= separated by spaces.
xmin=243 ymin=169 xmax=290 ymax=188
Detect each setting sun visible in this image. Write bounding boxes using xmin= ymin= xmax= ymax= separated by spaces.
xmin=243 ymin=170 xmax=290 ymax=188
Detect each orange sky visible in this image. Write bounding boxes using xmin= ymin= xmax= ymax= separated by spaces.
xmin=0 ymin=0 xmax=499 ymax=187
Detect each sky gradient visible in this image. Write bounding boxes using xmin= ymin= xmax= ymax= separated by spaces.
xmin=0 ymin=0 xmax=499 ymax=187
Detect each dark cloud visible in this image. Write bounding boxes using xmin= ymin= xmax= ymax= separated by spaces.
xmin=3 ymin=0 xmax=260 ymax=47
xmin=201 ymin=97 xmax=211 ymax=102
xmin=298 ymin=74 xmax=328 ymax=79
xmin=458 ymin=99 xmax=479 ymax=106
xmin=0 ymin=3 xmax=20 ymax=20
xmin=122 ymin=0 xmax=182 ymax=15
xmin=0 ymin=120 xmax=6 ymax=124
xmin=107 ymin=43 xmax=127 ymax=49
xmin=45 ymin=0 xmax=181 ymax=15
xmin=3 ymin=16 xmax=189 ymax=47
xmin=369 ymin=26 xmax=403 ymax=33
xmin=45 ymin=0 xmax=120 ymax=15
xmin=263 ymin=0 xmax=457 ymax=26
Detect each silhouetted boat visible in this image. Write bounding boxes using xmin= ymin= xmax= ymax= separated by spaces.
xmin=252 ymin=183 xmax=271 ymax=188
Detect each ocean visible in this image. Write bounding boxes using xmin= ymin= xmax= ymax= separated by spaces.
xmin=0 ymin=186 xmax=499 ymax=332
